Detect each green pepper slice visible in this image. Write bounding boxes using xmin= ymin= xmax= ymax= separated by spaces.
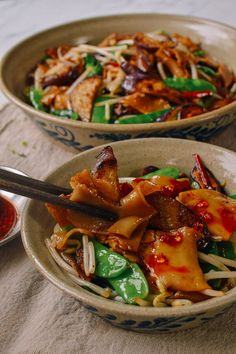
xmin=108 ymin=263 xmax=149 ymax=304
xmin=140 ymin=166 xmax=180 ymax=179
xmin=193 ymin=50 xmax=206 ymax=57
xmin=197 ymin=65 xmax=218 ymax=77
xmin=91 ymin=96 xmax=114 ymax=124
xmin=29 ymin=88 xmax=46 ymax=111
xmin=85 ymin=54 xmax=102 ymax=77
xmin=164 ymin=78 xmax=216 ymax=93
xmin=115 ymin=108 xmax=171 ymax=124
xmin=93 ymin=240 xmax=128 ymax=278
xmin=230 ymin=194 xmax=236 ymax=199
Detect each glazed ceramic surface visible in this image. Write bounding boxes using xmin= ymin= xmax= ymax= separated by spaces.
xmin=21 ymin=138 xmax=236 ymax=332
xmin=1 ymin=14 xmax=236 ymax=152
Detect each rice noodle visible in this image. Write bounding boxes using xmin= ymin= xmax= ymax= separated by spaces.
xmin=198 ymin=252 xmax=229 ymax=271
xmin=205 ymin=271 xmax=236 ymax=280
xmin=82 ymin=235 xmax=90 ymax=277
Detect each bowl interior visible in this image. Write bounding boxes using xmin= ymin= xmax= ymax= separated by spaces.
xmin=2 ymin=14 xmax=236 ymax=103
xmin=21 ymin=138 xmax=236 ymax=317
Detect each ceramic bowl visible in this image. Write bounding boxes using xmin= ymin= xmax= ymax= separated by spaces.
xmin=21 ymin=138 xmax=236 ymax=332
xmin=1 ymin=14 xmax=236 ymax=152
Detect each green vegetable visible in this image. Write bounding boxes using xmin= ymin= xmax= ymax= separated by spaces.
xmin=108 ymin=263 xmax=149 ymax=304
xmin=51 ymin=109 xmax=79 ymax=120
xmin=29 ymin=88 xmax=46 ymax=111
xmin=230 ymin=194 xmax=236 ymax=199
xmin=218 ymin=241 xmax=235 ymax=260
xmin=40 ymin=54 xmax=51 ymax=63
xmin=85 ymin=54 xmax=102 ymax=77
xmin=115 ymin=108 xmax=171 ymax=124
xmin=141 ymin=167 xmax=180 ymax=179
xmin=93 ymin=240 xmax=128 ymax=278
xmin=164 ymin=78 xmax=217 ymax=93
xmin=62 ymin=225 xmax=75 ymax=232
xmin=201 ymin=241 xmax=221 ymax=289
xmin=91 ymin=96 xmax=114 ymax=123
xmin=197 ymin=65 xmax=218 ymax=77
xmin=193 ymin=50 xmax=206 ymax=57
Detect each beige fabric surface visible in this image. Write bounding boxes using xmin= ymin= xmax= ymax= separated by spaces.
xmin=0 ymin=104 xmax=236 ymax=354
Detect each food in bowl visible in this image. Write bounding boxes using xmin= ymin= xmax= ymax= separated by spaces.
xmin=25 ymin=31 xmax=236 ymax=124
xmin=45 ymin=146 xmax=236 ymax=307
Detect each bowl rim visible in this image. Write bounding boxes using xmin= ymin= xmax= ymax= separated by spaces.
xmin=1 ymin=13 xmax=236 ymax=132
xmin=21 ymin=138 xmax=236 ymax=318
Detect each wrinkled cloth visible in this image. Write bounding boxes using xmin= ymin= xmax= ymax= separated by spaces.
xmin=0 ymin=104 xmax=236 ymax=354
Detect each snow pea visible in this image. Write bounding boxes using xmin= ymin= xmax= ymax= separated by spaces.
xmin=230 ymin=194 xmax=236 ymax=199
xmin=201 ymin=241 xmax=221 ymax=289
xmin=85 ymin=54 xmax=102 ymax=77
xmin=193 ymin=50 xmax=206 ymax=57
xmin=51 ymin=109 xmax=79 ymax=120
xmin=197 ymin=65 xmax=218 ymax=77
xmin=29 ymin=88 xmax=46 ymax=111
xmin=141 ymin=166 xmax=180 ymax=179
xmin=91 ymin=96 xmax=114 ymax=123
xmin=108 ymin=263 xmax=149 ymax=304
xmin=164 ymin=78 xmax=217 ymax=93
xmin=115 ymin=108 xmax=171 ymax=124
xmin=93 ymin=240 xmax=128 ymax=278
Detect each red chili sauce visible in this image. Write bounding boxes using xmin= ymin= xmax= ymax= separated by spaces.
xmin=0 ymin=195 xmax=17 ymax=239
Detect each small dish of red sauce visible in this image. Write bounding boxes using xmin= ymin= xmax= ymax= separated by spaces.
xmin=0 ymin=195 xmax=18 ymax=240
xmin=0 ymin=166 xmax=28 ymax=246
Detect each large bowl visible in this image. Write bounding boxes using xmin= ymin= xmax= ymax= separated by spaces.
xmin=21 ymin=138 xmax=236 ymax=333
xmin=1 ymin=14 xmax=236 ymax=152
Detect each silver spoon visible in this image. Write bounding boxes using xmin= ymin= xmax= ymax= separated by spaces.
xmin=0 ymin=166 xmax=28 ymax=246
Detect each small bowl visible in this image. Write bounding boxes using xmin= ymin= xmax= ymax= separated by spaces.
xmin=21 ymin=138 xmax=236 ymax=332
xmin=0 ymin=166 xmax=28 ymax=246
xmin=1 ymin=14 xmax=236 ymax=152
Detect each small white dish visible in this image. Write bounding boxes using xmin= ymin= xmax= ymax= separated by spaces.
xmin=0 ymin=166 xmax=28 ymax=246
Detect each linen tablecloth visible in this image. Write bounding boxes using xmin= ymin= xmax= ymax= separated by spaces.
xmin=0 ymin=104 xmax=236 ymax=354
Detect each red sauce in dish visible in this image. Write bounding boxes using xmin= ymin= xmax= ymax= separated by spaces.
xmin=147 ymin=255 xmax=189 ymax=274
xmin=0 ymin=195 xmax=17 ymax=239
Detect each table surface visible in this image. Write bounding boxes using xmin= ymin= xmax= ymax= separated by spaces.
xmin=0 ymin=1 xmax=236 ymax=353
